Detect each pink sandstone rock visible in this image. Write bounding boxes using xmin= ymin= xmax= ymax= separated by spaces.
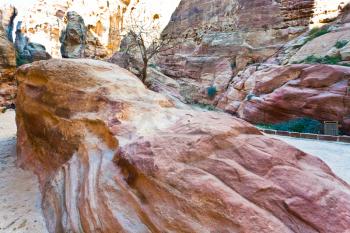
xmin=16 ymin=59 xmax=350 ymax=232
xmin=218 ymin=64 xmax=350 ymax=134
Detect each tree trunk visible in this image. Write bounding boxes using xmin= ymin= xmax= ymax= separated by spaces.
xmin=141 ymin=60 xmax=148 ymax=84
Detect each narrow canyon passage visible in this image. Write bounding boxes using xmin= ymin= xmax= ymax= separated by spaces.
xmin=0 ymin=110 xmax=47 ymax=233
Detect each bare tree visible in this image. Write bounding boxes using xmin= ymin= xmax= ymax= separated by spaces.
xmin=122 ymin=12 xmax=176 ymax=83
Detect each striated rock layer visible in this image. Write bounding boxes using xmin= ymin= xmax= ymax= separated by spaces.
xmin=16 ymin=59 xmax=350 ymax=233
xmin=218 ymin=64 xmax=350 ymax=135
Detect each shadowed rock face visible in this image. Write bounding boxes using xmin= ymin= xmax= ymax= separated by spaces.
xmin=15 ymin=21 xmax=52 ymax=66
xmin=217 ymin=64 xmax=350 ymax=134
xmin=60 ymin=11 xmax=108 ymax=59
xmin=60 ymin=11 xmax=87 ymax=58
xmin=0 ymin=5 xmax=17 ymax=42
xmin=16 ymin=59 xmax=350 ymax=233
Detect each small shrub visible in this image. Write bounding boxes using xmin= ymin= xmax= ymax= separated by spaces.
xmin=230 ymin=61 xmax=236 ymax=70
xmin=148 ymin=63 xmax=157 ymax=69
xmin=299 ymin=54 xmax=342 ymax=65
xmin=257 ymin=118 xmax=323 ymax=134
xmin=304 ymin=26 xmax=330 ymax=43
xmin=246 ymin=93 xmax=256 ymax=101
xmin=191 ymin=103 xmax=217 ymax=111
xmin=16 ymin=52 xmax=29 ymax=67
xmin=207 ymin=86 xmax=217 ymax=98
xmin=335 ymin=40 xmax=349 ymax=49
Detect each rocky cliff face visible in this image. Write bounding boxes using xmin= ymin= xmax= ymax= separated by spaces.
xmin=218 ymin=64 xmax=350 ymax=134
xmin=0 ymin=12 xmax=16 ymax=110
xmin=157 ymin=0 xmax=350 ymax=104
xmin=212 ymin=3 xmax=350 ymax=134
xmin=13 ymin=0 xmax=180 ymax=58
xmin=0 ymin=5 xmax=17 ymax=42
xmin=16 ymin=59 xmax=350 ymax=233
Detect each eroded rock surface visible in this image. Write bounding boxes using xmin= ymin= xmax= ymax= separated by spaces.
xmin=218 ymin=64 xmax=350 ymax=135
xmin=15 ymin=21 xmax=51 ymax=66
xmin=0 ymin=5 xmax=17 ymax=42
xmin=0 ymin=18 xmax=16 ymax=109
xmin=16 ymin=59 xmax=350 ymax=233
xmin=155 ymin=0 xmax=350 ymax=105
xmin=10 ymin=0 xmax=180 ymax=58
xmin=60 ymin=11 xmax=87 ymax=58
xmin=156 ymin=0 xmax=318 ymax=103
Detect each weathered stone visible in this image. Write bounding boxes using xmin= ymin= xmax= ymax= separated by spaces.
xmin=16 ymin=59 xmax=350 ymax=233
xmin=0 ymin=5 xmax=17 ymax=42
xmin=340 ymin=43 xmax=350 ymax=61
xmin=289 ymin=28 xmax=350 ymax=63
xmin=156 ymin=0 xmax=320 ymax=104
xmin=219 ymin=64 xmax=350 ymax=135
xmin=12 ymin=0 xmax=180 ymax=58
xmin=60 ymin=11 xmax=87 ymax=58
xmin=0 ymin=17 xmax=16 ymax=108
xmin=15 ymin=21 xmax=51 ymax=66
xmin=84 ymin=29 xmax=109 ymax=59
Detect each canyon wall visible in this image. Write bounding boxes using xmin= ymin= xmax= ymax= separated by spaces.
xmin=157 ymin=0 xmax=350 ymax=104
xmin=12 ymin=0 xmax=180 ymax=58
xmin=0 ymin=8 xmax=16 ymax=109
xmin=214 ymin=3 xmax=350 ymax=134
xmin=0 ymin=4 xmax=17 ymax=42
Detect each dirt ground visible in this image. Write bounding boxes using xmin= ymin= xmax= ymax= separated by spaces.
xmin=272 ymin=135 xmax=350 ymax=184
xmin=0 ymin=110 xmax=47 ymax=233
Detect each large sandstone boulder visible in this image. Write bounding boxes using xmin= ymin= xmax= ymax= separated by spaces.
xmin=218 ymin=64 xmax=350 ymax=134
xmin=16 ymin=59 xmax=350 ymax=233
xmin=0 ymin=18 xmax=16 ymax=109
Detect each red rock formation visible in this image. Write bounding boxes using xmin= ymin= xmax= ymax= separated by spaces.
xmin=16 ymin=59 xmax=350 ymax=232
xmin=218 ymin=64 xmax=350 ymax=134
xmin=156 ymin=0 xmax=319 ymax=104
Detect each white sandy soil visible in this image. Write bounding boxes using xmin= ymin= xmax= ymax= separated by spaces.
xmin=0 ymin=110 xmax=47 ymax=233
xmin=272 ymin=135 xmax=350 ymax=184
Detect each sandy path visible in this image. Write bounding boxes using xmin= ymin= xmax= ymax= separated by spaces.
xmin=272 ymin=135 xmax=350 ymax=184
xmin=0 ymin=110 xmax=47 ymax=233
